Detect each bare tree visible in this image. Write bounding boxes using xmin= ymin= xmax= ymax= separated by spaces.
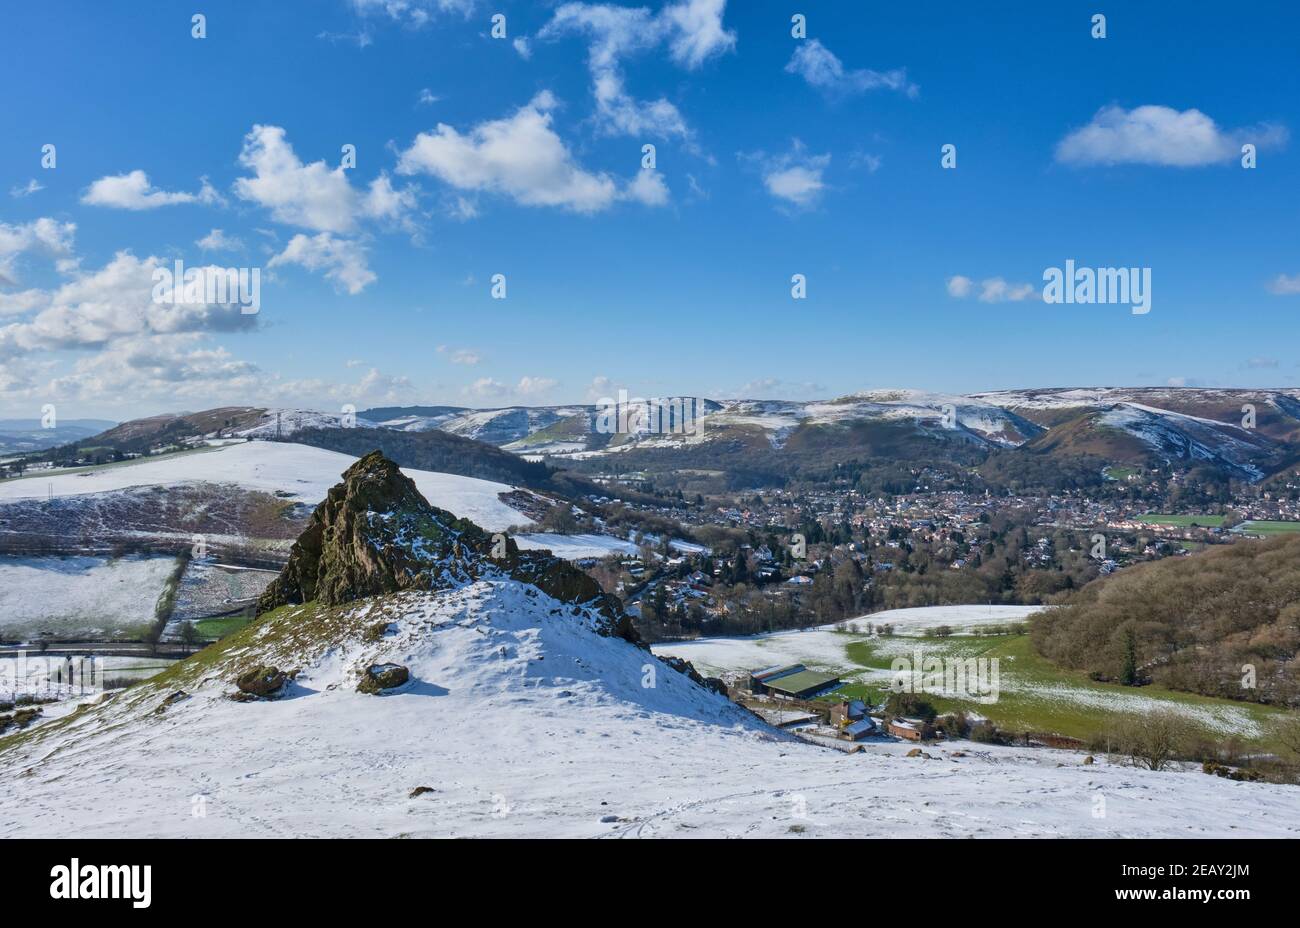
xmin=1110 ymin=711 xmax=1197 ymax=771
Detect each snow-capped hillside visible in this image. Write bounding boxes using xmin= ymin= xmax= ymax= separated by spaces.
xmin=978 ymin=386 xmax=1300 ymax=412
xmin=0 ymin=441 xmax=532 ymax=531
xmin=377 ymin=406 xmax=589 ymax=446
xmin=230 ymin=408 xmax=381 ymax=438
xmin=1098 ymin=403 xmax=1278 ymax=480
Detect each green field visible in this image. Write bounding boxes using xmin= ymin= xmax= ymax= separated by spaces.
xmin=817 ymin=632 xmax=1294 ymax=751
xmin=194 ymin=615 xmax=255 ymax=639
xmin=1137 ymin=513 xmax=1225 ymax=528
xmin=1236 ymin=520 xmax=1300 ymax=534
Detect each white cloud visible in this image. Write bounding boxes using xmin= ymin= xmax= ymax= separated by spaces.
xmin=744 ymin=141 xmax=829 ymax=210
xmin=732 ymin=377 xmax=825 ymax=398
xmin=1056 ymin=104 xmax=1287 ymax=167
xmin=196 ymin=228 xmax=244 ymax=252
xmin=234 ymin=125 xmax=416 ymax=233
xmin=764 ymin=165 xmax=824 ymax=207
xmin=0 ymin=289 xmax=49 ymax=317
xmin=946 ymin=275 xmax=973 ymax=298
xmin=512 ymin=37 xmax=531 ymax=59
xmin=947 ymin=275 xmax=1038 ymax=302
xmin=585 ymin=375 xmax=614 ymax=400
xmin=418 ymin=88 xmax=440 ymax=105
xmin=786 ymin=39 xmax=918 ymax=98
xmin=978 ymin=278 xmax=1037 ymax=302
xmin=46 ymin=334 xmax=261 ymax=401
xmin=538 ymin=0 xmax=734 ymax=139
xmin=0 ymin=217 xmax=77 ymax=285
xmin=269 ymin=233 xmax=376 ymax=295
xmin=437 ymin=344 xmax=481 ymax=365
xmin=625 ymin=168 xmax=670 ymax=206
xmin=398 ymin=93 xmax=642 ymax=214
xmin=9 ymin=179 xmax=43 ymax=198
xmin=467 ymin=375 xmax=558 ymax=401
xmin=82 ymin=170 xmax=221 ymax=210
xmin=516 ymin=376 xmax=558 ymax=395
xmin=0 ymin=251 xmax=257 ymax=360
xmin=348 ymin=0 xmax=475 ymax=25
xmin=1267 ymin=274 xmax=1300 ymax=295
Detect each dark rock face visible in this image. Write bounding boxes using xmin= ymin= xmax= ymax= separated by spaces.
xmin=659 ymin=655 xmax=728 ymax=696
xmin=255 ymin=450 xmax=642 ymax=645
xmin=235 ymin=666 xmax=287 ymax=698
xmin=357 ymin=663 xmax=410 ymax=694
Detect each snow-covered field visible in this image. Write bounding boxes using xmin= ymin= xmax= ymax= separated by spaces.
xmin=653 ymin=606 xmax=1044 ymax=679
xmin=836 ymin=604 xmax=1043 ymax=635
xmin=3 ymin=582 xmax=1297 ymax=838
xmin=0 ymin=555 xmax=177 ymax=639
xmin=0 ymin=441 xmax=532 ymax=531
xmin=514 ymin=532 xmax=638 ymax=560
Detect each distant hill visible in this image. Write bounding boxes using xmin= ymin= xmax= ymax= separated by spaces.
xmin=72 ymin=407 xmax=269 ymax=454
xmin=27 ymin=386 xmax=1300 ymax=487
xmin=285 ymin=426 xmax=554 ymax=489
xmin=369 ymin=388 xmax=1300 ymax=484
xmin=1032 ymin=535 xmax=1300 ymax=707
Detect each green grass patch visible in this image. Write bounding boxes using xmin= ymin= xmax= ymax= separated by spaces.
xmin=1138 ymin=513 xmax=1225 ymax=528
xmin=194 ymin=615 xmax=255 ymax=639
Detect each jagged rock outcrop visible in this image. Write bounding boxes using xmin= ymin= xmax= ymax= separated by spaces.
xmin=256 ymin=450 xmax=640 ymax=644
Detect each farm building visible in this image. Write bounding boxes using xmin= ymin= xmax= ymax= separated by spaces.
xmin=888 ymin=718 xmax=925 ymax=741
xmin=842 ymin=718 xmax=877 ymax=741
xmin=748 ymin=663 xmax=842 ymax=699
xmin=829 ymin=699 xmax=867 ymax=727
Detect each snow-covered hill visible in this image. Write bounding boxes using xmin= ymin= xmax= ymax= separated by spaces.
xmin=0 ymin=441 xmax=533 ymax=531
xmin=5 ymin=578 xmax=1299 ymax=838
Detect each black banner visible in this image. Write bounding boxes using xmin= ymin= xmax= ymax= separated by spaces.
xmin=2 ymin=838 xmax=1284 ymax=914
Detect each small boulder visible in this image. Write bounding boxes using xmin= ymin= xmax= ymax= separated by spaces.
xmin=409 ymin=786 xmax=436 ymax=798
xmin=235 ymin=666 xmax=287 ymax=699
xmin=154 ymin=690 xmax=190 ymax=715
xmin=357 ymin=663 xmax=410 ymax=694
xmin=1083 ymin=755 xmax=1095 ymax=765
xmin=906 ymin=747 xmax=923 ymax=758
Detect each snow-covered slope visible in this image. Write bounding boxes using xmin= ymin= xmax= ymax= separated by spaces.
xmin=1097 ymin=403 xmax=1278 ymax=480
xmin=0 ymin=441 xmax=532 ymax=531
xmin=229 ymin=408 xmax=380 ymax=438
xmin=4 ymin=579 xmax=1298 ymax=838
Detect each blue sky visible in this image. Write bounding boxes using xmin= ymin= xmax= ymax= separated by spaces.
xmin=1 ymin=0 xmax=1298 ymax=420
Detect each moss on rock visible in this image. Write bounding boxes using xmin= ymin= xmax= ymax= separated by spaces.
xmin=357 ymin=662 xmax=410 ymax=694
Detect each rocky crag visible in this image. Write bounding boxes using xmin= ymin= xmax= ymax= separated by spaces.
xmin=257 ymin=450 xmax=638 ymax=642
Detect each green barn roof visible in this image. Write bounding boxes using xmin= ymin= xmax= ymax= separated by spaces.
xmin=763 ymin=669 xmax=840 ymax=696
